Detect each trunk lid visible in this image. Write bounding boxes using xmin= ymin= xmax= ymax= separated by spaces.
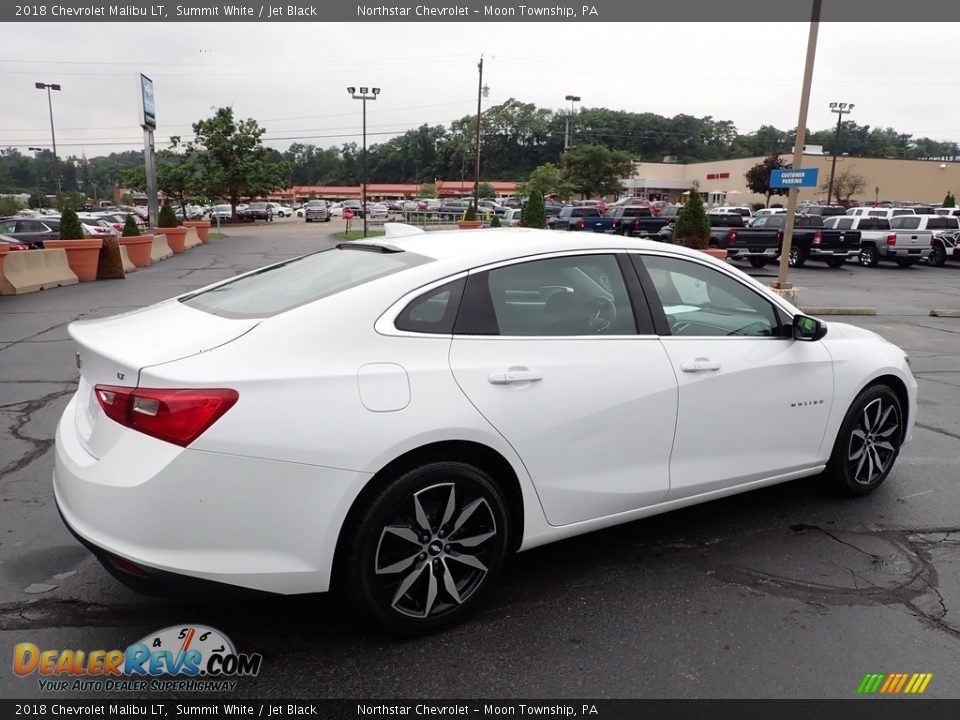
xmin=70 ymin=300 xmax=258 ymax=458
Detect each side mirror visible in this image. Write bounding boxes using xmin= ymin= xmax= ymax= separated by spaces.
xmin=793 ymin=314 xmax=828 ymax=342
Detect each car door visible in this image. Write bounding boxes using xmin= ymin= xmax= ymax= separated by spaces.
xmin=449 ymin=252 xmax=678 ymax=526
xmin=633 ymin=252 xmax=834 ymax=500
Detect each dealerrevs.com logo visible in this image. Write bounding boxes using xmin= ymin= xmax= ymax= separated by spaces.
xmin=13 ymin=625 xmax=262 ymax=693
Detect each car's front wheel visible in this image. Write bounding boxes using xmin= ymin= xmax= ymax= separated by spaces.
xmin=825 ymin=384 xmax=903 ymax=496
xmin=340 ymin=461 xmax=510 ymax=634
xmin=788 ymin=246 xmax=807 ymax=268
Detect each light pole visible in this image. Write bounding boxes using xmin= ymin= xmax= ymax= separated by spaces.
xmin=348 ymin=86 xmax=379 ymax=238
xmin=564 ymin=94 xmax=580 ymax=152
xmin=35 ymin=82 xmax=62 ymax=209
xmin=28 ymin=146 xmax=44 ymax=205
xmin=473 ymin=56 xmax=487 ymax=212
xmin=826 ymin=101 xmax=854 ymax=206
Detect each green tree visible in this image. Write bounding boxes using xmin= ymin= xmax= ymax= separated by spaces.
xmin=158 ymin=203 xmax=179 ymax=228
xmin=822 ymin=168 xmax=866 ymax=204
xmin=476 ymin=182 xmax=496 ymax=199
xmin=28 ymin=191 xmax=48 ymax=209
xmin=59 ymin=207 xmax=85 ymax=239
xmin=62 ymin=191 xmax=86 ymax=211
xmin=464 ymin=201 xmax=477 ymax=221
xmin=122 ymin=146 xmax=197 ymax=221
xmin=0 ymin=197 xmax=22 ymax=215
xmin=187 ymin=107 xmax=290 ymax=219
xmin=522 ymin=162 xmax=573 ymax=200
xmin=490 ymin=214 xmax=501 ymax=227
xmin=122 ymin=214 xmax=140 ymax=237
xmin=418 ymin=182 xmax=437 ymax=198
xmin=943 ymin=191 xmax=955 ymax=208
xmin=521 ymin=190 xmax=546 ymax=229
xmin=561 ymin=144 xmax=633 ymax=198
xmin=672 ymin=185 xmax=711 ymax=249
xmin=745 ymin=153 xmax=790 ymax=207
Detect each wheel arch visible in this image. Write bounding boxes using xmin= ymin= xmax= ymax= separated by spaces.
xmin=865 ymin=373 xmax=911 ymax=442
xmin=331 ymin=440 xmax=526 ymax=586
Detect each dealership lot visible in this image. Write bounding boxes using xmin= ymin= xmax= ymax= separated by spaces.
xmin=1 ymin=221 xmax=958 ymax=698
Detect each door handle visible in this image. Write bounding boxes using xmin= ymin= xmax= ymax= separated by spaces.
xmin=680 ymin=358 xmax=721 ymax=373
xmin=488 ymin=369 xmax=543 ymax=385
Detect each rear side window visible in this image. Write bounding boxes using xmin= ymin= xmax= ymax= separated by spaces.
xmin=182 ymin=246 xmax=428 ymax=318
xmin=394 ymin=278 xmax=466 ymax=334
xmin=834 ymin=218 xmax=854 ymax=230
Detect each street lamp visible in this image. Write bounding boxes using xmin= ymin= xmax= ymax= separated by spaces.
xmin=28 ymin=146 xmax=44 ymax=205
xmin=564 ymin=95 xmax=581 ymax=152
xmin=826 ymin=101 xmax=854 ymax=205
xmin=35 ymin=82 xmax=62 ymax=209
xmin=348 ymin=85 xmax=379 ymax=238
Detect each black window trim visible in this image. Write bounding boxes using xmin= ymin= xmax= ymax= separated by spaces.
xmin=376 ymin=271 xmax=470 ymax=337
xmin=629 ymin=251 xmax=792 ymax=339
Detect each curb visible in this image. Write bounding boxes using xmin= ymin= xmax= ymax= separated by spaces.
xmin=799 ymin=307 xmax=877 ymax=316
xmin=930 ymin=309 xmax=960 ymax=318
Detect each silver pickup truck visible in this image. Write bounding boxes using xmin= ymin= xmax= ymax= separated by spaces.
xmin=823 ymin=214 xmax=933 ymax=267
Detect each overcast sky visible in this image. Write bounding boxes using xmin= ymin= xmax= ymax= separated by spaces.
xmin=2 ymin=22 xmax=957 ymax=158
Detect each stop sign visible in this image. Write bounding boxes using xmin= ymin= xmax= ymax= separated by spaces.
xmin=343 ymin=209 xmax=354 ymax=220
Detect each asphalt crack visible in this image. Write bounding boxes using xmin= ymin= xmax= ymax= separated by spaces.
xmin=0 ymin=385 xmax=76 ymax=481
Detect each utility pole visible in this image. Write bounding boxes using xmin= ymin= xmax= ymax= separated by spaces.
xmin=826 ymin=102 xmax=854 ymax=205
xmin=473 ymin=56 xmax=483 ymax=211
xmin=564 ymin=95 xmax=580 ymax=152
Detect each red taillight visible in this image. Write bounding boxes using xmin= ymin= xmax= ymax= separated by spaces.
xmin=6 ymin=243 xmax=29 ymax=251
xmin=813 ymin=231 xmax=822 ymax=246
xmin=95 ymin=385 xmax=238 ymax=447
xmin=887 ymin=233 xmax=897 ymax=246
xmin=576 ymin=219 xmax=585 ymax=229
xmin=727 ymin=229 xmax=737 ymax=244
xmin=775 ymin=229 xmax=784 ymax=245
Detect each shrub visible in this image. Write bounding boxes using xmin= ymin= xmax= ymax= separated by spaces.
xmin=59 ymin=207 xmax=85 ymax=240
xmin=464 ymin=201 xmax=477 ymax=221
xmin=0 ymin=197 xmax=23 ymax=216
xmin=158 ymin=203 xmax=179 ymax=228
xmin=122 ymin=214 xmax=141 ymax=237
xmin=521 ymin=190 xmax=546 ymax=229
xmin=672 ymin=186 xmax=711 ymax=249
xmin=944 ymin=191 xmax=956 ymax=208
xmin=490 ymin=214 xmax=501 ymax=228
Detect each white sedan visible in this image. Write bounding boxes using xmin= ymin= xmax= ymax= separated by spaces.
xmin=55 ymin=227 xmax=916 ymax=633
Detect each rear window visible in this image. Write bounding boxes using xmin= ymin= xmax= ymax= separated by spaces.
xmin=181 ymin=246 xmax=429 ymax=319
xmin=926 ymin=217 xmax=958 ymax=230
xmin=857 ymin=218 xmax=889 ymax=230
xmin=890 ymin=217 xmax=921 ymax=230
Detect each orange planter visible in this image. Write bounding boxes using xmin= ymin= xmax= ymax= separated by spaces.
xmin=699 ymin=248 xmax=728 ymax=262
xmin=457 ymin=220 xmax=484 ymax=230
xmin=43 ymin=239 xmax=104 ymax=281
xmin=0 ymin=245 xmax=8 ymax=281
xmin=183 ymin=220 xmax=211 ymax=242
xmin=157 ymin=226 xmax=188 ymax=253
xmin=119 ymin=234 xmax=154 ymax=267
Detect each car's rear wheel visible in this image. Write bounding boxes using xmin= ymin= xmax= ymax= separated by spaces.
xmin=859 ymin=245 xmax=880 ymax=267
xmin=824 ymin=384 xmax=903 ymax=496
xmin=928 ymin=244 xmax=947 ymax=267
xmin=788 ymin=246 xmax=807 ymax=268
xmin=341 ymin=461 xmax=510 ymax=635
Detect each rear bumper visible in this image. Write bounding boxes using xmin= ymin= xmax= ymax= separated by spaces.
xmin=728 ymin=248 xmax=779 ymax=259
xmin=54 ymin=392 xmax=367 ymax=595
xmin=810 ymin=248 xmax=859 ymax=259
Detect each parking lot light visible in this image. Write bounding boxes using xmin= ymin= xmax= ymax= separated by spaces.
xmin=35 ymin=82 xmax=62 ymax=209
xmin=826 ymin=102 xmax=854 ymax=205
xmin=349 ymin=86 xmax=380 ymax=238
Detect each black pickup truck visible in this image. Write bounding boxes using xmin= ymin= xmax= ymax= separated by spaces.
xmin=608 ymin=206 xmax=672 ymax=237
xmin=549 ymin=206 xmax=614 ymax=232
xmin=657 ymin=214 xmax=745 ymax=247
xmin=725 ymin=214 xmax=861 ymax=268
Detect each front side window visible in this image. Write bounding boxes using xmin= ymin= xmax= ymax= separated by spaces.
xmin=641 ymin=255 xmax=782 ymax=338
xmin=455 ymin=254 xmax=643 ymax=336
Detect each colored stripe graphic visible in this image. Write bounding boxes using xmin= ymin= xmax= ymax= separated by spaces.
xmin=858 ymin=673 xmax=933 ymax=694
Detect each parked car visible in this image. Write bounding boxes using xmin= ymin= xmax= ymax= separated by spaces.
xmin=726 ymin=214 xmax=860 ymax=268
xmin=799 ymin=205 xmax=847 ymax=218
xmin=501 ymin=208 xmax=523 ymax=227
xmin=847 ymin=207 xmax=915 ymax=220
xmin=303 ymin=200 xmax=331 ymax=223
xmin=710 ymin=206 xmax=753 ymax=223
xmin=549 ymin=205 xmax=614 ymax=232
xmin=753 ymin=208 xmax=788 ymax=219
xmin=77 ymin=214 xmax=120 ymax=237
xmin=853 ymin=215 xmax=937 ymax=267
xmin=822 ymin=216 xmax=895 ymax=268
xmin=238 ymin=203 xmax=273 ymax=222
xmin=209 ymin=205 xmax=233 ymax=221
xmin=0 ymin=232 xmax=30 ymax=250
xmin=658 ymin=213 xmax=745 ymax=247
xmin=267 ymin=203 xmax=294 ymax=218
xmin=930 ymin=231 xmax=960 ymax=266
xmin=608 ymin=206 xmax=671 ymax=237
xmin=54 ymin=228 xmax=917 ymax=634
xmin=0 ymin=216 xmax=60 ymax=248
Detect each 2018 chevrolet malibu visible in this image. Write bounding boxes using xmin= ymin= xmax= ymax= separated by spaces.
xmin=54 ymin=227 xmax=916 ymax=633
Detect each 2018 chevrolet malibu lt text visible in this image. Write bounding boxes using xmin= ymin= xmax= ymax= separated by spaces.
xmin=54 ymin=227 xmax=916 ymax=633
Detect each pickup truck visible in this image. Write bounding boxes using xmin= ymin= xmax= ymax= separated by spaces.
xmin=930 ymin=230 xmax=960 ymax=266
xmin=822 ymin=216 xmax=892 ymax=265
xmin=549 ymin=206 xmax=614 ymax=232
xmin=853 ymin=214 xmax=942 ymax=267
xmin=657 ymin=213 xmax=745 ymax=247
xmin=725 ymin=214 xmax=861 ymax=268
xmin=607 ymin=206 xmax=671 ymax=237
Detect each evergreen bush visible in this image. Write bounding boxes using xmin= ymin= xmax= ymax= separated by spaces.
xmin=521 ymin=191 xmax=546 ymax=229
xmin=672 ymin=186 xmax=711 ymax=249
xmin=464 ymin=201 xmax=477 ymax=221
xmin=58 ymin=207 xmax=85 ymax=240
xmin=122 ymin=214 xmax=141 ymax=237
xmin=158 ymin=203 xmax=179 ymax=227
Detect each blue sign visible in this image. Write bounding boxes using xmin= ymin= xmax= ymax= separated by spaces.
xmin=140 ymin=74 xmax=156 ymax=129
xmin=770 ymin=168 xmax=818 ymax=188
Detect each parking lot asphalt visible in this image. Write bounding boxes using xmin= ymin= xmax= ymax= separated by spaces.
xmin=1 ymin=219 xmax=959 ymax=699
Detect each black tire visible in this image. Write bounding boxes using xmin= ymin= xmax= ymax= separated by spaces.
xmin=928 ymin=244 xmax=947 ymax=267
xmin=824 ymin=384 xmax=903 ymax=496
xmin=324 ymin=216 xmax=331 ymax=222
xmin=896 ymin=259 xmax=917 ymax=268
xmin=748 ymin=258 xmax=767 ymax=268
xmin=340 ymin=461 xmax=510 ymax=635
xmin=826 ymin=257 xmax=846 ymax=268
xmin=859 ymin=245 xmax=880 ymax=267
xmin=788 ymin=245 xmax=807 ymax=268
